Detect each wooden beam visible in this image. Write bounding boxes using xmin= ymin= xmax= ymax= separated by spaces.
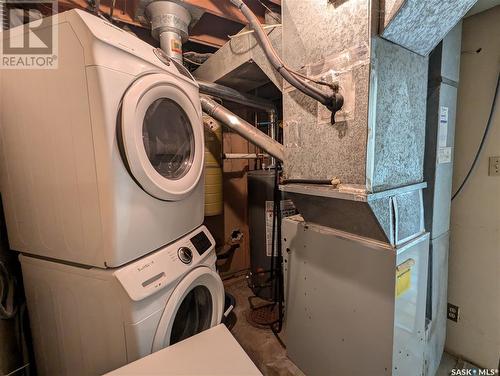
xmin=58 ymin=0 xmax=142 ymax=26
xmin=58 ymin=0 xmax=277 ymax=27
xmin=57 ymin=0 xmax=279 ymax=48
xmin=188 ymin=34 xmax=225 ymax=48
xmin=179 ymin=0 xmax=266 ymax=24
xmin=189 ymin=12 xmax=243 ymax=48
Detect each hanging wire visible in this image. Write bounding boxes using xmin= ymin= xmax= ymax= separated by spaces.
xmin=452 ymin=70 xmax=499 ymax=200
xmin=183 ymin=57 xmax=202 ymax=66
xmin=109 ymin=0 xmax=117 ymax=21
xmin=256 ymin=0 xmax=280 ymax=23
xmin=228 ymin=24 xmax=281 ymax=39
xmin=1 ymin=2 xmax=9 ymax=30
xmin=0 ymin=261 xmax=17 ymax=319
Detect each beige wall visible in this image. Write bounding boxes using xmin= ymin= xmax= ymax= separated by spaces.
xmin=446 ymin=5 xmax=500 ymax=368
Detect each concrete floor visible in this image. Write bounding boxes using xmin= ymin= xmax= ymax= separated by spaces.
xmin=224 ymin=275 xmax=304 ymax=376
xmin=224 ymin=275 xmax=478 ymax=376
xmin=436 ymin=353 xmax=486 ymax=376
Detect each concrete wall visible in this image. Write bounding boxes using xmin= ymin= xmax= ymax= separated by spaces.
xmin=446 ymin=5 xmax=500 ymax=368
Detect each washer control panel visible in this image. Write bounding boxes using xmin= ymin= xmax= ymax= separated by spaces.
xmin=114 ymin=226 xmax=215 ymax=301
xmin=190 ymin=231 xmax=212 ymax=256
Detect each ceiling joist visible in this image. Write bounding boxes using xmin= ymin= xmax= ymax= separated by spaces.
xmin=55 ymin=0 xmax=280 ymax=48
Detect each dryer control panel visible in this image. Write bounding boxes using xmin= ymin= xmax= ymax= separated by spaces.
xmin=114 ymin=226 xmax=215 ymax=301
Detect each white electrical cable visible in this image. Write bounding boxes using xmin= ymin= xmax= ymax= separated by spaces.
xmin=5 ymin=362 xmax=30 ymax=376
xmin=228 ymin=24 xmax=282 ymax=39
xmin=0 ymin=261 xmax=17 ymax=319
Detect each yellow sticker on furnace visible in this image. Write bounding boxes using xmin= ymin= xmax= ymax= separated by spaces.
xmin=396 ymin=258 xmax=415 ymax=297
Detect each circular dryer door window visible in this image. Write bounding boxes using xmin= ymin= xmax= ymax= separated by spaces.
xmin=169 ymin=285 xmax=212 ymax=345
xmin=143 ymin=98 xmax=194 ymax=181
xmin=152 ymin=266 xmax=224 ymax=351
xmin=121 ymin=73 xmax=203 ymax=201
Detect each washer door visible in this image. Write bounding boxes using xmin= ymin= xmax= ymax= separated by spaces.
xmin=151 ymin=266 xmax=224 ymax=352
xmin=121 ymin=73 xmax=203 ymax=201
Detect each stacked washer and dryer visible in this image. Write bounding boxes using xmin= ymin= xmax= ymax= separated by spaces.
xmin=0 ymin=9 xmax=225 ymax=375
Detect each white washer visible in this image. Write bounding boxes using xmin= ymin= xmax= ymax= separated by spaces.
xmin=0 ymin=9 xmax=204 ymax=267
xmin=20 ymin=225 xmax=225 ymax=376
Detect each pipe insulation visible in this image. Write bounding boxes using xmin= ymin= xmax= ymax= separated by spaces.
xmin=201 ymin=96 xmax=284 ymax=161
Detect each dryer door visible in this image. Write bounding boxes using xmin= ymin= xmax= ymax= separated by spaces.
xmin=152 ymin=266 xmax=224 ymax=352
xmin=121 ymin=73 xmax=203 ymax=201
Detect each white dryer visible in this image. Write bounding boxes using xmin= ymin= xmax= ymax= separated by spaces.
xmin=20 ymin=225 xmax=225 ymax=376
xmin=0 ymin=9 xmax=204 ymax=267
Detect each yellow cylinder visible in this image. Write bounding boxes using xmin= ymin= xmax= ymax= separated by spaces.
xmin=203 ymin=115 xmax=223 ymax=216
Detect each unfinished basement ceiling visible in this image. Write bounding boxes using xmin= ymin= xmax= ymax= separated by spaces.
xmin=54 ymin=0 xmax=281 ymax=51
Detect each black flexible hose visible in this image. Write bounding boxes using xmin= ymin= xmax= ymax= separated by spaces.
xmin=452 ymin=70 xmax=499 ymax=201
xmin=275 ymin=163 xmax=283 ymax=333
xmin=230 ymin=0 xmax=343 ymax=116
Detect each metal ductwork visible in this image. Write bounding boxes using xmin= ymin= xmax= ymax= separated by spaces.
xmin=200 ymin=96 xmax=284 ymax=162
xmin=197 ymin=80 xmax=276 ymax=112
xmin=144 ymin=2 xmax=283 ymax=164
xmin=145 ymin=1 xmax=191 ymax=62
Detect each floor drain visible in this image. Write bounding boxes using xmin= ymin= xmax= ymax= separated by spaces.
xmin=246 ymin=304 xmax=279 ymax=329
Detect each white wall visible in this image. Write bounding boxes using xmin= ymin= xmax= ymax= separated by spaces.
xmin=447 ymin=5 xmax=500 ymax=369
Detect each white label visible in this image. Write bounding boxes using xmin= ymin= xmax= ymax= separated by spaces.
xmin=437 ymin=147 xmax=452 ymax=164
xmin=265 ymin=200 xmax=296 ymax=257
xmin=438 ymin=106 xmax=449 ymax=147
xmin=439 ymin=106 xmax=449 ymax=123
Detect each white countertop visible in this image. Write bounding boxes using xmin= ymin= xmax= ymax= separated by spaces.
xmin=104 ymin=325 xmax=262 ymax=376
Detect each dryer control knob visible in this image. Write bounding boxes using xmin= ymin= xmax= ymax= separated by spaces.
xmin=178 ymin=247 xmax=193 ymax=264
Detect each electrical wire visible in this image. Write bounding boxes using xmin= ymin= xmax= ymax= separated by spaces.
xmin=452 ymin=70 xmax=499 ymax=201
xmin=269 ymin=162 xmax=285 ymax=346
xmin=228 ymin=24 xmax=281 ymax=39
xmin=5 ymin=362 xmax=30 ymax=376
xmin=183 ymin=57 xmax=202 ymax=66
xmin=109 ymin=0 xmax=116 ymax=21
xmin=256 ymin=0 xmax=280 ymax=23
xmin=0 ymin=261 xmax=17 ymax=319
xmin=227 ymin=21 xmax=328 ymax=89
